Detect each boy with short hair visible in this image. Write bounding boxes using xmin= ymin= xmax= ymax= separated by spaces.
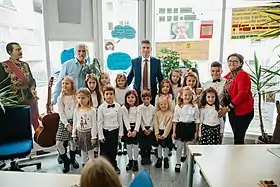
xmin=137 ymin=90 xmax=156 ymax=165
xmin=98 ymin=85 xmax=123 ymax=174
xmin=203 ymin=61 xmax=226 ymax=100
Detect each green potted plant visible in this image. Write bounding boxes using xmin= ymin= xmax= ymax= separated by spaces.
xmin=83 ymin=58 xmax=103 ymax=77
xmin=158 ymin=48 xmax=181 ymax=78
xmin=246 ymin=52 xmax=280 ymax=143
xmin=0 ymin=79 xmax=19 ymax=113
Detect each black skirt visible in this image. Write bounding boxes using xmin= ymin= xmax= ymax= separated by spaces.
xmin=122 ymin=123 xmax=139 ymax=145
xmin=156 ymin=129 xmax=172 ymax=148
xmin=199 ymin=124 xmax=221 ymax=145
xmin=175 ymin=121 xmax=196 ymax=141
xmin=139 ymin=126 xmax=156 ymax=149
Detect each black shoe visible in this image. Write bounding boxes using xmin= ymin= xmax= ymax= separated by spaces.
xmin=155 ymin=158 xmax=162 ymax=168
xmin=115 ymin=167 xmax=121 ymax=174
xmin=126 ymin=160 xmax=133 ymax=170
xmin=168 ymin=151 xmax=172 ymax=157
xmin=117 ymin=149 xmax=123 ymax=156
xmin=70 ymin=151 xmax=79 ymax=169
xmin=57 ymin=155 xmax=63 ymax=164
xmin=60 ymin=154 xmax=71 ymax=173
xmin=173 ymin=143 xmax=177 ymax=150
xmin=123 ymin=148 xmax=127 ymax=155
xmin=164 ymin=157 xmax=169 ymax=169
xmin=132 ymin=160 xmax=139 ymax=172
xmin=175 ymin=164 xmax=181 ymax=173
xmin=181 ymin=156 xmax=187 ymax=162
xmin=94 ymin=150 xmax=98 ymax=158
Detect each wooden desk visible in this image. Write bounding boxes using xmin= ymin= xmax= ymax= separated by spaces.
xmin=187 ymin=145 xmax=280 ymax=187
xmin=0 ymin=171 xmax=80 ymax=187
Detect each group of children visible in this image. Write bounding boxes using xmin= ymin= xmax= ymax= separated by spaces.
xmin=55 ymin=61 xmax=226 ymax=174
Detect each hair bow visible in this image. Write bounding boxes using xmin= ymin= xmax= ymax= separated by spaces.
xmin=178 ymin=89 xmax=183 ymax=95
xmin=132 ymin=89 xmax=138 ymax=96
xmin=86 ymin=74 xmax=92 ymax=81
xmin=209 ymin=87 xmax=217 ymax=93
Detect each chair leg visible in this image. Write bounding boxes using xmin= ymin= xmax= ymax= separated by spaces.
xmin=4 ymin=160 xmax=41 ymax=171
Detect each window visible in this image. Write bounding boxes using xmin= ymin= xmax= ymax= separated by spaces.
xmin=102 ymin=0 xmax=138 ymax=86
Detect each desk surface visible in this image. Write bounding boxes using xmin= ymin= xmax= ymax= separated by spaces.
xmin=0 ymin=171 xmax=80 ymax=187
xmin=189 ymin=144 xmax=280 ymax=187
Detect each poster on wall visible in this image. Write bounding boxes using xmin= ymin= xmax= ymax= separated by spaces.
xmin=156 ymin=40 xmax=209 ymax=60
xmin=231 ymin=5 xmax=280 ymax=39
xmin=200 ymin=20 xmax=213 ymax=38
xmin=170 ymin=22 xmax=194 ymax=39
xmin=104 ymin=39 xmax=115 ymax=51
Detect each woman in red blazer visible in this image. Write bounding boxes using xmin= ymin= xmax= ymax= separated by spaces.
xmin=218 ymin=53 xmax=254 ymax=144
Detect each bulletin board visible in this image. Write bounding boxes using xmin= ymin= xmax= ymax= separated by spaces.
xmin=156 ymin=40 xmax=209 ymax=60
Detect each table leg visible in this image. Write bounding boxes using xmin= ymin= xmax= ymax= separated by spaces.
xmin=186 ymin=151 xmax=194 ymax=187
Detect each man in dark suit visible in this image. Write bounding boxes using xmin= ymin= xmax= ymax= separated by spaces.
xmin=127 ymin=39 xmax=163 ymax=105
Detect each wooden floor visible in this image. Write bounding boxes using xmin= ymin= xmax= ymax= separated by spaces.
xmin=6 ymin=138 xmax=255 ymax=187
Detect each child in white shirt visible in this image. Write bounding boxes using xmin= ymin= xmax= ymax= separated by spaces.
xmin=72 ymin=88 xmax=97 ymax=167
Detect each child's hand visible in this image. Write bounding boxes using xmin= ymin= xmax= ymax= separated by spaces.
xmin=66 ymin=124 xmax=72 ymax=132
xmin=91 ymin=138 xmax=97 ymax=146
xmin=172 ymin=133 xmax=176 ymax=140
xmin=146 ymin=129 xmax=151 ymax=135
xmin=127 ymin=130 xmax=132 ymax=137
xmin=156 ymin=135 xmax=161 ymax=141
xmin=194 ymin=131 xmax=199 ymax=140
xmin=144 ymin=129 xmax=149 ymax=135
xmin=131 ymin=130 xmax=137 ymax=137
xmin=160 ymin=135 xmax=165 ymax=140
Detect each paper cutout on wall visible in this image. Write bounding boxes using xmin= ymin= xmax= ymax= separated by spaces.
xmin=104 ymin=39 xmax=115 ymax=51
xmin=170 ymin=22 xmax=194 ymax=39
xmin=60 ymin=48 xmax=90 ymax=64
xmin=200 ymin=20 xmax=213 ymax=39
xmin=156 ymin=40 xmax=209 ymax=60
xmin=111 ymin=25 xmax=136 ymax=39
xmin=107 ymin=52 xmax=131 ymax=70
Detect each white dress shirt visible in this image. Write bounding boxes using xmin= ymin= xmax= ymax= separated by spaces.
xmin=91 ymin=91 xmax=100 ymax=108
xmin=57 ymin=95 xmax=76 ymax=127
xmin=97 ymin=101 xmax=123 ymax=140
xmin=72 ymin=107 xmax=97 ymax=138
xmin=138 ymin=104 xmax=156 ymax=131
xmin=141 ymin=56 xmax=151 ymax=90
xmin=172 ymin=85 xmax=182 ymax=103
xmin=115 ymin=87 xmax=129 ymax=105
xmin=121 ymin=106 xmax=141 ymax=132
xmin=203 ymin=78 xmax=226 ymax=98
xmin=200 ymin=105 xmax=225 ymax=133
xmin=173 ymin=104 xmax=200 ymax=123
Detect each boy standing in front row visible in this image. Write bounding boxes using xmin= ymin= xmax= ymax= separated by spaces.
xmin=203 ymin=61 xmax=226 ymax=101
xmin=98 ymin=85 xmax=123 ymax=174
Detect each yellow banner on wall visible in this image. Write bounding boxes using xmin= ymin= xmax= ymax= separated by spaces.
xmin=156 ymin=40 xmax=209 ymax=60
xmin=231 ymin=5 xmax=280 ymax=39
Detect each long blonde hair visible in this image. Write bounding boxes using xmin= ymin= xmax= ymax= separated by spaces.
xmin=61 ymin=76 xmax=76 ymax=101
xmin=76 ymin=88 xmax=93 ymax=109
xmin=80 ymin=157 xmax=122 ymax=187
xmin=177 ymin=86 xmax=195 ymax=108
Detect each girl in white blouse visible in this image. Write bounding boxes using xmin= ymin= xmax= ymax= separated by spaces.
xmin=155 ymin=79 xmax=175 ymax=112
xmin=172 ymin=86 xmax=200 ymax=173
xmin=99 ymin=72 xmax=111 ymax=94
xmin=121 ymin=90 xmax=140 ymax=172
xmin=56 ymin=76 xmax=79 ymax=173
xmin=199 ymin=87 xmax=224 ymax=145
xmin=72 ymin=88 xmax=97 ymax=167
xmin=170 ymin=69 xmax=182 ymax=102
xmin=85 ymin=74 xmax=103 ymax=108
xmin=115 ymin=73 xmax=129 ymax=155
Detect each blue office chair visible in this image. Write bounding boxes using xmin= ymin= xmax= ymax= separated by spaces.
xmin=0 ymin=106 xmax=41 ymax=171
xmin=129 ymin=169 xmax=154 ymax=187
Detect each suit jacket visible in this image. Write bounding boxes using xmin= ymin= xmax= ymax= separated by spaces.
xmin=127 ymin=56 xmax=163 ymax=100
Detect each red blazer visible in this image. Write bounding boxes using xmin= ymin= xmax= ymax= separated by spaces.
xmin=224 ymin=70 xmax=254 ymax=116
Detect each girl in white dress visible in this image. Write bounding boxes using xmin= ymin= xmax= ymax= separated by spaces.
xmin=85 ymin=74 xmax=103 ymax=108
xmin=72 ymin=88 xmax=97 ymax=166
xmin=199 ymin=87 xmax=224 ymax=145
xmin=170 ymin=69 xmax=182 ymax=102
xmin=99 ymin=72 xmax=110 ymax=94
xmin=56 ymin=76 xmax=79 ymax=173
xmin=115 ymin=73 xmax=129 ymax=155
xmin=172 ymin=86 xmax=200 ymax=173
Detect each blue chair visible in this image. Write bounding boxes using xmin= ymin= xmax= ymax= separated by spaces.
xmin=129 ymin=169 xmax=154 ymax=187
xmin=0 ymin=106 xmax=41 ymax=171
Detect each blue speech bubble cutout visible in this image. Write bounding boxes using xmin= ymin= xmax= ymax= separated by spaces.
xmin=60 ymin=48 xmax=90 ymax=64
xmin=111 ymin=25 xmax=136 ymax=39
xmin=107 ymin=52 xmax=131 ymax=70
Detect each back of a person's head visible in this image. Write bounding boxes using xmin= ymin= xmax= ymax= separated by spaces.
xmin=80 ymin=157 xmax=122 ymax=187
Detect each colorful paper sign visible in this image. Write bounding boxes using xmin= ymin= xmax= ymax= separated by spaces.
xmin=111 ymin=25 xmax=136 ymax=39
xmin=107 ymin=52 xmax=131 ymax=70
xmin=156 ymin=40 xmax=209 ymax=60
xmin=231 ymin=5 xmax=280 ymax=39
xmin=200 ymin=20 xmax=213 ymax=39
